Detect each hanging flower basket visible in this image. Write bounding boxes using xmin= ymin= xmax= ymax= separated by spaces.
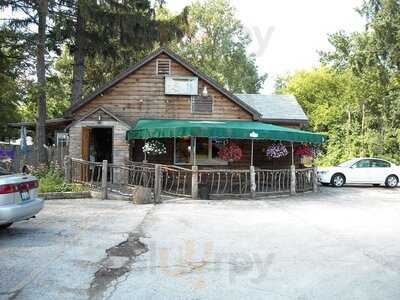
xmin=295 ymin=144 xmax=315 ymax=157
xmin=142 ymin=140 xmax=167 ymax=156
xmin=265 ymin=143 xmax=288 ymax=159
xmin=218 ymin=142 xmax=243 ymax=162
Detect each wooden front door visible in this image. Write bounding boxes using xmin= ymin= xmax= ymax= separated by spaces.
xmin=81 ymin=127 xmax=91 ymax=160
xmin=81 ymin=127 xmax=91 ymax=181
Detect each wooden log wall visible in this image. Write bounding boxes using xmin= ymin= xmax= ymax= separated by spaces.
xmin=73 ymin=53 xmax=253 ymax=123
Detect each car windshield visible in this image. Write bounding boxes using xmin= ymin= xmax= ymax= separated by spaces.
xmin=337 ymin=159 xmax=359 ymax=168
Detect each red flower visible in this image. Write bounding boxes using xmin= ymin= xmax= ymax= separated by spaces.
xmin=218 ymin=142 xmax=243 ymax=161
xmin=295 ymin=144 xmax=314 ymax=157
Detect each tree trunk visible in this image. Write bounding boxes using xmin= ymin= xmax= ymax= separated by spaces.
xmin=71 ymin=2 xmax=85 ymax=104
xmin=36 ymin=0 xmax=48 ymax=164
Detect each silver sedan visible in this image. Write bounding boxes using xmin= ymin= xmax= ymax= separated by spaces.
xmin=0 ymin=168 xmax=44 ymax=229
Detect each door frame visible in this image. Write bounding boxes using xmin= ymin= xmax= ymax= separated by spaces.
xmin=81 ymin=125 xmax=114 ymax=163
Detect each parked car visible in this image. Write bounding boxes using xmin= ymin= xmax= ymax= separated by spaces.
xmin=318 ymin=158 xmax=400 ymax=188
xmin=0 ymin=168 xmax=43 ymax=229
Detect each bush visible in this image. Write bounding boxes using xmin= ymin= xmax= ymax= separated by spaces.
xmin=31 ymin=164 xmax=87 ymax=193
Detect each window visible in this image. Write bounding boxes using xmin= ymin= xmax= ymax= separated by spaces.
xmin=165 ymin=76 xmax=198 ymax=95
xmin=191 ymin=96 xmax=213 ymax=113
xmin=174 ymin=137 xmax=226 ymax=165
xmin=371 ymin=159 xmax=391 ymax=168
xmin=175 ymin=137 xmax=191 ymax=164
xmin=156 ymin=59 xmax=171 ymax=75
xmin=353 ymin=159 xmax=371 ymax=168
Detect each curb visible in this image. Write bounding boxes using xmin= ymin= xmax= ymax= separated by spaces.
xmin=39 ymin=191 xmax=92 ymax=200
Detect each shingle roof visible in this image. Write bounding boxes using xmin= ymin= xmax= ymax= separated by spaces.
xmin=235 ymin=94 xmax=308 ymax=124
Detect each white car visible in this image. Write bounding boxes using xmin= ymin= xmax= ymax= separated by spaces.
xmin=318 ymin=158 xmax=400 ymax=188
xmin=0 ymin=169 xmax=43 ymax=229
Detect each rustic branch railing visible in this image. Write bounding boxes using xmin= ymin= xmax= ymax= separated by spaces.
xmin=108 ymin=163 xmax=155 ymax=192
xmin=161 ymin=165 xmax=192 ymax=197
xmin=255 ymin=169 xmax=291 ymax=195
xmin=70 ymin=158 xmax=103 ymax=189
xmin=296 ymin=168 xmax=314 ymax=192
xmin=68 ymin=158 xmax=318 ymax=200
xmin=198 ymin=169 xmax=251 ymax=196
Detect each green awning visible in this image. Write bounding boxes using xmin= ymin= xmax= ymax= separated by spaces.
xmin=126 ymin=119 xmax=325 ymax=144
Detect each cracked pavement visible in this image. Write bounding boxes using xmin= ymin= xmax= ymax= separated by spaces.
xmin=1 ymin=186 xmax=400 ymax=299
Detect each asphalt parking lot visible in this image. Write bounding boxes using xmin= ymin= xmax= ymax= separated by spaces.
xmin=1 ymin=186 xmax=400 ymax=300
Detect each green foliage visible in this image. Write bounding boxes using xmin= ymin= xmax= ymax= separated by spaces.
xmin=32 ymin=164 xmax=86 ymax=193
xmin=19 ymin=47 xmax=72 ymax=121
xmin=278 ymin=0 xmax=400 ymax=166
xmin=159 ymin=0 xmax=266 ymax=93
xmin=0 ymin=26 xmax=24 ymax=138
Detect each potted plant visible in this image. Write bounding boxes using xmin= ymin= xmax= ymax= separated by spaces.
xmin=265 ymin=143 xmax=288 ymax=159
xmin=218 ymin=141 xmax=242 ymax=162
xmin=142 ymin=140 xmax=167 ymax=162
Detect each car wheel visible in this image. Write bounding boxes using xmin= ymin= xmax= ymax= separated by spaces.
xmin=385 ymin=175 xmax=399 ymax=188
xmin=0 ymin=223 xmax=12 ymax=229
xmin=331 ymin=174 xmax=345 ymax=187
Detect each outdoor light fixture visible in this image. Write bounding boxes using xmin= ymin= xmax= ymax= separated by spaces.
xmin=97 ymin=115 xmax=102 ymax=124
xmin=202 ymin=86 xmax=208 ymax=96
xmin=249 ymin=131 xmax=258 ymax=138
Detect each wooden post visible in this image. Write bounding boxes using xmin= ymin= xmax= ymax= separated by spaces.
xmin=250 ymin=165 xmax=256 ymax=199
xmin=290 ymin=164 xmax=296 ymax=195
xmin=192 ymin=137 xmax=197 ymax=166
xmin=101 ymin=160 xmax=108 ymax=200
xmin=64 ymin=156 xmax=72 ymax=183
xmin=291 ymin=142 xmax=294 ymax=166
xmin=191 ymin=165 xmax=198 ymax=199
xmin=250 ymin=139 xmax=254 ymax=167
xmin=154 ymin=164 xmax=162 ymax=204
xmin=312 ymin=167 xmax=319 ymax=193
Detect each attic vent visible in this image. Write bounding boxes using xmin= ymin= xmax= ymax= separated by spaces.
xmin=191 ymin=96 xmax=213 ymax=113
xmin=156 ymin=59 xmax=171 ymax=75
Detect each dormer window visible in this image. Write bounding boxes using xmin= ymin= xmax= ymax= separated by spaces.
xmin=156 ymin=59 xmax=171 ymax=75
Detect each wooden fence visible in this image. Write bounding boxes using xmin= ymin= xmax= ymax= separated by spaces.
xmin=255 ymin=169 xmax=291 ymax=195
xmin=66 ymin=157 xmax=318 ymax=200
xmin=295 ymin=168 xmax=314 ymax=193
xmin=0 ymin=144 xmax=68 ymax=172
xmin=198 ymin=169 xmax=251 ymax=197
xmin=161 ymin=165 xmax=192 ymax=197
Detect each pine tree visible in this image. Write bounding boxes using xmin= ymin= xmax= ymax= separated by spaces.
xmin=0 ymin=0 xmax=53 ymax=163
xmin=52 ymin=0 xmax=188 ymax=103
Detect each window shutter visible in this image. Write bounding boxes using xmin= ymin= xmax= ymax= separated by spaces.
xmin=156 ymin=59 xmax=171 ymax=75
xmin=191 ymin=96 xmax=213 ymax=113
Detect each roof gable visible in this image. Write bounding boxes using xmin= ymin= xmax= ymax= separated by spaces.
xmin=66 ymin=106 xmax=130 ymax=130
xmin=66 ymin=48 xmax=260 ymax=118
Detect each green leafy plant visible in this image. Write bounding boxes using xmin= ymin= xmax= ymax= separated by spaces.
xmin=31 ymin=163 xmax=87 ymax=193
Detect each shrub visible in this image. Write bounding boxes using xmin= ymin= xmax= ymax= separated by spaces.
xmin=31 ymin=164 xmax=87 ymax=193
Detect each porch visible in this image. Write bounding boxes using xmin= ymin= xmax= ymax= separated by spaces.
xmin=65 ymin=158 xmax=317 ymax=200
xmin=64 ymin=118 xmax=323 ymax=200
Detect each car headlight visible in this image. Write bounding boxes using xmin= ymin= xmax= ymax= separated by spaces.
xmin=318 ymin=171 xmax=328 ymax=175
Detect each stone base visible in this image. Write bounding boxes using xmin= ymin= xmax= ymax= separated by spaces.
xmin=132 ymin=187 xmax=153 ymax=204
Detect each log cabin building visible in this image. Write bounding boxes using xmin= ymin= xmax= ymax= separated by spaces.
xmin=11 ymin=48 xmax=324 ymax=170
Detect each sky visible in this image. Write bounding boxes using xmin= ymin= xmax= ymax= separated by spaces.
xmin=167 ymin=0 xmax=366 ymax=93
